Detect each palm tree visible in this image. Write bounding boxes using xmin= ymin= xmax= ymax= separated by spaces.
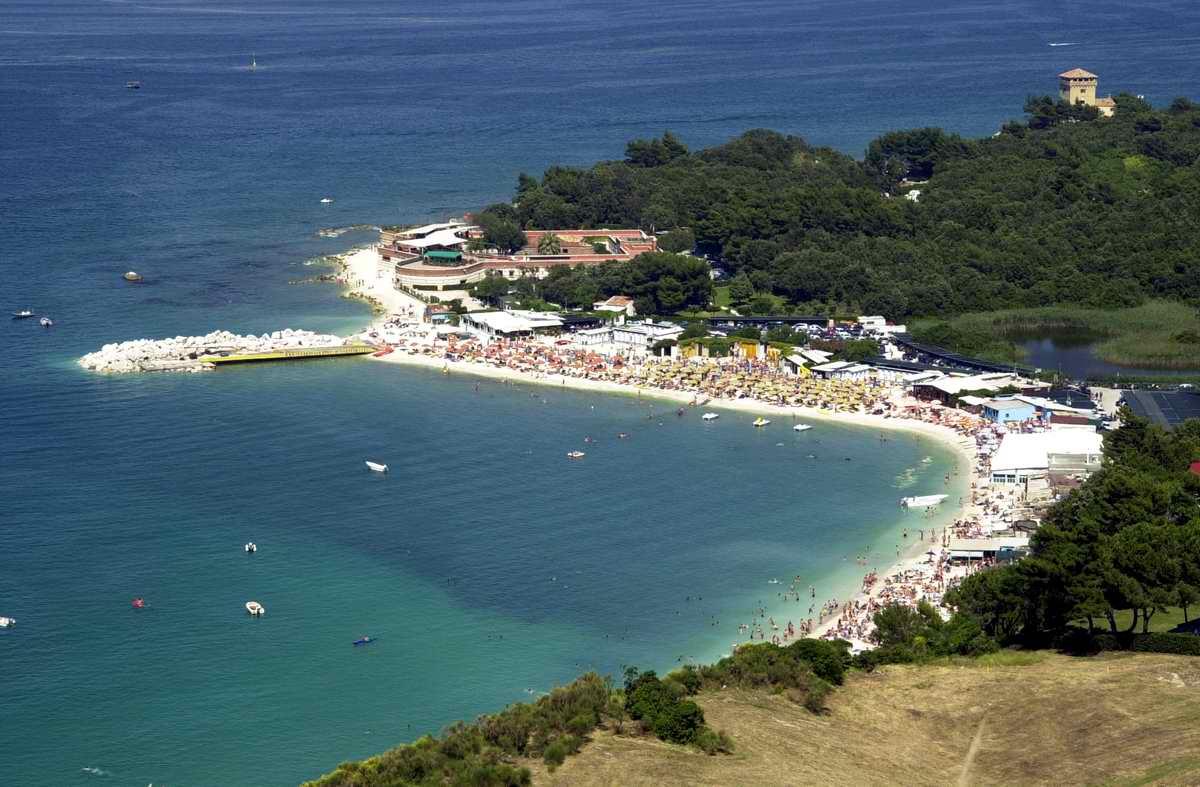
xmin=537 ymin=233 xmax=563 ymax=255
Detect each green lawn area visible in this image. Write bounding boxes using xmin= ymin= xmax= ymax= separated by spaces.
xmin=1109 ymin=606 xmax=1196 ymax=633
xmin=713 ymin=285 xmax=731 ymax=308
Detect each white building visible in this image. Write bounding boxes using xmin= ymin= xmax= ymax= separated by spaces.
xmin=810 ymin=360 xmax=874 ymax=381
xmin=574 ymin=326 xmax=613 ymax=346
xmin=611 ymin=321 xmax=684 ymax=351
xmin=459 ymin=310 xmax=563 ymax=341
xmin=989 ymin=430 xmax=1104 ymax=484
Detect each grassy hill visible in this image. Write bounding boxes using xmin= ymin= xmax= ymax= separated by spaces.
xmin=529 ymin=652 xmax=1200 ymax=787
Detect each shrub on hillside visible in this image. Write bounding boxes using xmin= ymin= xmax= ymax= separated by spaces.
xmin=786 ymin=638 xmax=849 ymax=685
xmin=693 ymin=726 xmax=735 ymax=755
xmin=651 ymin=700 xmax=705 ymax=744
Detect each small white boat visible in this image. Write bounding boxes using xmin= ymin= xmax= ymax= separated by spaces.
xmin=753 ymin=417 xmax=770 ymax=427
xmin=320 ymin=197 xmax=333 ymax=204
xmin=792 ymin=424 xmax=812 ymax=432
xmin=0 ymin=616 xmax=14 ymax=628
xmin=901 ymin=494 xmax=949 ymax=508
xmin=365 ymin=461 xmax=388 ymax=473
xmin=701 ymin=412 xmax=720 ymax=421
xmin=244 ymin=542 xmax=257 ymax=553
xmin=245 ymin=601 xmax=265 ymax=616
xmin=566 ymin=450 xmax=585 ymax=459
xmin=39 ymin=317 xmax=53 ymax=327
xmin=123 ymin=271 xmax=143 ymax=282
xmin=12 ymin=310 xmax=34 ymax=319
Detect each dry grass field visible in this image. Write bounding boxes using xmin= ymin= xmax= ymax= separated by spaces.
xmin=532 ymin=652 xmax=1200 ymax=787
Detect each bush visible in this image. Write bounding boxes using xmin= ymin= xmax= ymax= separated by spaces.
xmin=1131 ymin=632 xmax=1200 ymax=655
xmin=542 ymin=737 xmax=570 ymax=770
xmin=626 ymin=672 xmax=675 ymax=722
xmin=786 ymin=639 xmax=848 ymax=685
xmin=693 ymin=727 xmax=735 ymax=755
xmin=667 ymin=665 xmax=702 ymax=695
xmin=651 ymin=700 xmax=705 ymax=744
xmin=1056 ymin=629 xmax=1200 ymax=656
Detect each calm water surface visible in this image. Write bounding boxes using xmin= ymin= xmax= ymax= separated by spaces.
xmin=3 ymin=0 xmax=1199 ymax=784
xmin=1017 ymin=328 xmax=1200 ymax=379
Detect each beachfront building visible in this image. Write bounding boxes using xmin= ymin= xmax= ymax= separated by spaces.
xmin=810 ymin=360 xmax=874 ymax=381
xmin=1059 ymin=68 xmax=1117 ymax=117
xmin=989 ymin=430 xmax=1104 ymax=485
xmin=459 ymin=310 xmax=564 ymax=341
xmin=912 ymin=373 xmax=1021 ymax=405
xmin=611 ymin=321 xmax=684 ymax=351
xmin=979 ymin=398 xmax=1037 ymax=425
xmin=573 ymin=326 xmax=615 ymax=347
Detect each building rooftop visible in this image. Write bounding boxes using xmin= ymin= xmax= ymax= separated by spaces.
xmin=1123 ymin=389 xmax=1200 ymax=430
xmin=923 ymin=373 xmax=1019 ymax=396
xmin=991 ymin=430 xmax=1103 ymax=473
xmin=614 ymin=321 xmax=683 ymax=337
xmin=463 ymin=310 xmax=563 ymax=334
xmin=980 ymin=398 xmax=1031 ymax=412
xmin=1059 ymin=68 xmax=1098 ymax=79
xmin=395 ymin=226 xmax=475 ymax=250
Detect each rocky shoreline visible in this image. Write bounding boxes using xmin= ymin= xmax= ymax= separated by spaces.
xmin=79 ymin=329 xmax=348 ymax=373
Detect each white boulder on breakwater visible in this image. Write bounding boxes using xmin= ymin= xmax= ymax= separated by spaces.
xmin=79 ymin=329 xmax=346 ymax=373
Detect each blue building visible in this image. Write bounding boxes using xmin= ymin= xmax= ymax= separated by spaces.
xmin=980 ymin=398 xmax=1037 ymax=424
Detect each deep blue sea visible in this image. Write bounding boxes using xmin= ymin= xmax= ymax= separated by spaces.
xmin=2 ymin=1 xmax=1198 ymax=784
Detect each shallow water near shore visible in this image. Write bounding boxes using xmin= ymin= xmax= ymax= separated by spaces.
xmin=2 ymin=358 xmax=961 ymax=785
xmin=2 ymin=0 xmax=1196 ymax=783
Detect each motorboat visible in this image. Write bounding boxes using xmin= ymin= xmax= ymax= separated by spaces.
xmin=320 ymin=197 xmax=333 ymax=204
xmin=701 ymin=412 xmax=719 ymax=421
xmin=244 ymin=542 xmax=257 ymax=553
xmin=12 ymin=310 xmax=34 ymax=319
xmin=901 ymin=494 xmax=949 ymax=508
xmin=123 ymin=271 xmax=143 ymax=282
xmin=131 ymin=597 xmax=145 ymax=609
xmin=125 ymin=80 xmax=142 ymax=89
xmin=245 ymin=601 xmax=265 ymax=616
xmin=365 ymin=460 xmax=388 ymax=473
xmin=566 ymin=451 xmax=585 ymax=459
xmin=752 ymin=417 xmax=770 ymax=427
xmin=0 ymin=616 xmax=14 ymax=628
xmin=39 ymin=317 xmax=53 ymax=327
xmin=793 ymin=423 xmax=812 ymax=432
xmin=353 ymin=636 xmax=374 ymax=646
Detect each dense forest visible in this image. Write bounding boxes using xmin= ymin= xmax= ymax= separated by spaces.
xmin=487 ymin=94 xmax=1200 ymax=318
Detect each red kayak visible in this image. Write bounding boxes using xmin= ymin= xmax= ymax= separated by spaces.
xmin=132 ymin=597 xmax=145 ymax=609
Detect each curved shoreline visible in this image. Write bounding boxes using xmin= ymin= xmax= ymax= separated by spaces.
xmin=339 ymin=241 xmax=980 ymax=651
xmin=365 ymin=348 xmax=979 ymax=653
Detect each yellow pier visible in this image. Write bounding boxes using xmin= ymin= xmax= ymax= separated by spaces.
xmin=200 ymin=344 xmax=375 ymax=365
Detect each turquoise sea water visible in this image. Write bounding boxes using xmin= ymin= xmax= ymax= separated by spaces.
xmin=2 ymin=1 xmax=1198 ymax=784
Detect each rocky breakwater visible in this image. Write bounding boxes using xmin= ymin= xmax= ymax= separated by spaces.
xmin=79 ymin=329 xmax=347 ymax=373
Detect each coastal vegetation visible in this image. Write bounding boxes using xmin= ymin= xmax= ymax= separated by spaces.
xmin=945 ymin=412 xmax=1200 ymax=646
xmin=533 ymin=652 xmax=1200 ymax=786
xmin=910 ymin=301 xmax=1200 ymax=370
xmin=504 ymin=94 xmax=1200 ymax=366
